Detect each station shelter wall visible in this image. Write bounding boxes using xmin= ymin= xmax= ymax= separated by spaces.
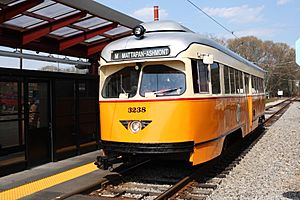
xmin=0 ymin=67 xmax=99 ymax=176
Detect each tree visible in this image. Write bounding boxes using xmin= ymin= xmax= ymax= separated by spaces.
xmin=226 ymin=36 xmax=299 ymax=97
xmin=40 ymin=65 xmax=87 ymax=74
xmin=207 ymin=34 xmax=227 ymax=46
xmin=227 ymin=36 xmax=266 ymax=64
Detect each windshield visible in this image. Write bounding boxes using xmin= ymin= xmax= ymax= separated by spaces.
xmin=140 ymin=65 xmax=185 ymax=97
xmin=102 ymin=66 xmax=140 ymax=98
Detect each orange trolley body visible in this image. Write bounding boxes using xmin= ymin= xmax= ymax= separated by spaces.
xmin=96 ymin=21 xmax=265 ymax=169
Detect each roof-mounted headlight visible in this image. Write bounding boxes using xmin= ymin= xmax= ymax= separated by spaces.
xmin=133 ymin=25 xmax=146 ymax=39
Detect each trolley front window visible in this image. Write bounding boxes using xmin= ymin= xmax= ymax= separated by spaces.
xmin=102 ymin=66 xmax=140 ymax=98
xmin=140 ymin=65 xmax=185 ymax=97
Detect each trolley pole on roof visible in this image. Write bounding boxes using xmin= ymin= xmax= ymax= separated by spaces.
xmin=154 ymin=6 xmax=159 ymax=21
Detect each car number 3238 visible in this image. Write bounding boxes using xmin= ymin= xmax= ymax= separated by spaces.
xmin=128 ymin=107 xmax=146 ymax=113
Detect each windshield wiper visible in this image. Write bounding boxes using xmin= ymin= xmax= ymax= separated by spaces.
xmin=153 ymin=87 xmax=181 ymax=95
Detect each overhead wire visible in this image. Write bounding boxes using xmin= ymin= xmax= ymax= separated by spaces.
xmin=186 ymin=0 xmax=239 ymax=39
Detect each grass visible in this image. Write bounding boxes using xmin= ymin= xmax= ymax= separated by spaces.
xmin=265 ymin=97 xmax=279 ymax=104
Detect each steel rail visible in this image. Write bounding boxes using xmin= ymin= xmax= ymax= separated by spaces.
xmin=52 ymin=159 xmax=150 ymax=200
xmin=155 ymin=174 xmax=194 ymax=200
xmin=264 ymin=98 xmax=292 ymax=126
xmin=265 ymin=97 xmax=293 ymax=110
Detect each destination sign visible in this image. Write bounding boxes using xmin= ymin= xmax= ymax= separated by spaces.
xmin=111 ymin=46 xmax=170 ymax=60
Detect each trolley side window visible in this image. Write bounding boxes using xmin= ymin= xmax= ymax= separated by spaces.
xmin=224 ymin=66 xmax=230 ymax=94
xmin=235 ymin=69 xmax=239 ymax=94
xmin=261 ymin=78 xmax=265 ymax=93
xmin=258 ymin=78 xmax=262 ymax=93
xmin=256 ymin=77 xmax=260 ymax=93
xmin=102 ymin=66 xmax=140 ymax=98
xmin=257 ymin=78 xmax=261 ymax=93
xmin=235 ymin=70 xmax=244 ymax=94
xmin=261 ymin=79 xmax=265 ymax=93
xmin=140 ymin=65 xmax=185 ymax=97
xmin=258 ymin=78 xmax=264 ymax=93
xmin=211 ymin=62 xmax=220 ymax=94
xmin=191 ymin=59 xmax=209 ymax=93
xmin=256 ymin=77 xmax=259 ymax=93
xmin=251 ymin=76 xmax=257 ymax=94
xmin=244 ymin=74 xmax=250 ymax=94
xmin=229 ymin=67 xmax=236 ymax=94
xmin=191 ymin=60 xmax=200 ymax=93
xmin=239 ymin=71 xmax=244 ymax=94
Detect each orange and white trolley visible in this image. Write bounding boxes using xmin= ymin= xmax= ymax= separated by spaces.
xmin=95 ymin=21 xmax=265 ymax=170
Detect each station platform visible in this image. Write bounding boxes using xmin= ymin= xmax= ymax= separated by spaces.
xmin=0 ymin=150 xmax=109 ymax=200
xmin=265 ymin=97 xmax=288 ymax=108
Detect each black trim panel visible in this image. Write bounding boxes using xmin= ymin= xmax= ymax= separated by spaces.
xmin=101 ymin=141 xmax=194 ymax=154
xmin=194 ymin=135 xmax=225 ymax=147
xmin=195 ymin=124 xmax=244 ymax=147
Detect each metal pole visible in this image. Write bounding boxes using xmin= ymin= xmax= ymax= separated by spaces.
xmin=20 ymin=49 xmax=23 ymax=69
xmin=0 ymin=49 xmax=90 ymax=66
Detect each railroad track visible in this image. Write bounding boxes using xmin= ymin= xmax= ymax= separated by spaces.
xmin=264 ymin=98 xmax=293 ymax=127
xmin=265 ymin=97 xmax=292 ymax=110
xmin=59 ymin=99 xmax=293 ymax=200
xmin=87 ymin=159 xmax=195 ymax=200
xmin=52 ymin=159 xmax=151 ymax=200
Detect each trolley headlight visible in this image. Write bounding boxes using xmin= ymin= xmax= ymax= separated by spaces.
xmin=133 ymin=25 xmax=145 ymax=39
xmin=129 ymin=120 xmax=142 ymax=133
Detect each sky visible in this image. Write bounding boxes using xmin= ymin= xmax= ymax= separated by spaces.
xmin=1 ymin=0 xmax=299 ymax=70
xmin=97 ymin=0 xmax=300 ymax=48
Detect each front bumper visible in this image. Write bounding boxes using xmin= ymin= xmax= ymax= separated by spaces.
xmin=100 ymin=141 xmax=194 ymax=154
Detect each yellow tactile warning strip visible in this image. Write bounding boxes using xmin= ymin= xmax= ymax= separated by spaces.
xmin=0 ymin=162 xmax=98 ymax=200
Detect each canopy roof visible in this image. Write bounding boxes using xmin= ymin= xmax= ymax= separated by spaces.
xmin=0 ymin=0 xmax=142 ymax=58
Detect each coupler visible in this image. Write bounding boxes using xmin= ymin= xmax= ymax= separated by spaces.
xmin=94 ymin=155 xmax=123 ymax=170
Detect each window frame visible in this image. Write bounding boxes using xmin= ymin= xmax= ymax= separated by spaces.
xmin=191 ymin=59 xmax=209 ymax=94
xmin=239 ymin=71 xmax=244 ymax=94
xmin=101 ymin=66 xmax=140 ymax=98
xmin=224 ymin=65 xmax=230 ymax=94
xmin=210 ymin=62 xmax=221 ymax=94
xmin=229 ymin=67 xmax=236 ymax=94
xmin=139 ymin=64 xmax=186 ymax=97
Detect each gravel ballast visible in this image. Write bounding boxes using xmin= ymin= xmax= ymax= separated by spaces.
xmin=208 ymin=101 xmax=300 ymax=200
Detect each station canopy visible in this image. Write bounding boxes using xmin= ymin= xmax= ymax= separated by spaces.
xmin=0 ymin=0 xmax=142 ymax=59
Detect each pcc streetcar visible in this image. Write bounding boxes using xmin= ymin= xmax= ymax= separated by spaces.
xmin=95 ymin=21 xmax=265 ymax=170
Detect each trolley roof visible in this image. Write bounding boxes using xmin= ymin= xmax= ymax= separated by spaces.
xmin=101 ymin=21 xmax=264 ymax=73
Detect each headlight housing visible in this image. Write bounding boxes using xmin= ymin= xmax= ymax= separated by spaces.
xmin=133 ymin=25 xmax=146 ymax=39
xmin=129 ymin=120 xmax=142 ymax=133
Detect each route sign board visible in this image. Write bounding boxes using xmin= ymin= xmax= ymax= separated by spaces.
xmin=296 ymin=38 xmax=300 ymax=66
